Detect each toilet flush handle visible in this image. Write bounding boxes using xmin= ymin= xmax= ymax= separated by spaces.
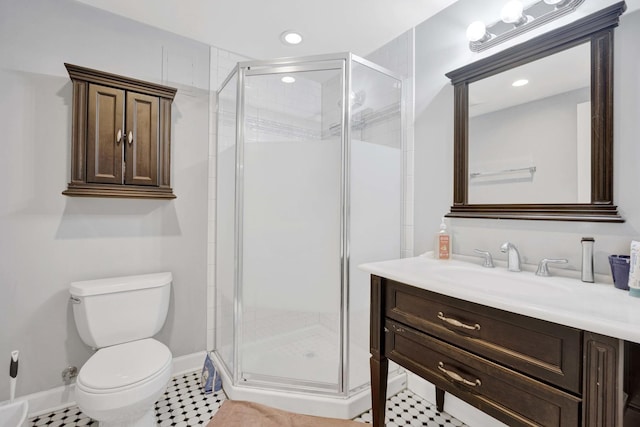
xmin=69 ymin=296 xmax=81 ymax=304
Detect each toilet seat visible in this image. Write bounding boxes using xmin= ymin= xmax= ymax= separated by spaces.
xmin=75 ymin=339 xmax=172 ymax=425
xmin=77 ymin=338 xmax=172 ymax=394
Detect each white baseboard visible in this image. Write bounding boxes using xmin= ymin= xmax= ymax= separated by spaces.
xmin=13 ymin=351 xmax=207 ymax=418
xmin=10 ymin=384 xmax=76 ymax=419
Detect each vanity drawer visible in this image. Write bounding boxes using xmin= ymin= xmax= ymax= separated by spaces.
xmin=384 ymin=279 xmax=582 ymax=393
xmin=385 ymin=319 xmax=581 ymax=427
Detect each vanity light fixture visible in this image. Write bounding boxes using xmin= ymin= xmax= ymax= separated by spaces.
xmin=280 ymin=30 xmax=303 ymax=45
xmin=281 ymin=76 xmax=296 ymax=83
xmin=466 ymin=0 xmax=585 ymax=52
xmin=512 ymin=79 xmax=529 ymax=87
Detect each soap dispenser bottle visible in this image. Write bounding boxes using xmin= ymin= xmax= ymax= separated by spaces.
xmin=435 ymin=217 xmax=451 ymax=260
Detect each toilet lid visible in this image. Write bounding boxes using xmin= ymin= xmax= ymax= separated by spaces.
xmin=79 ymin=339 xmax=171 ymax=391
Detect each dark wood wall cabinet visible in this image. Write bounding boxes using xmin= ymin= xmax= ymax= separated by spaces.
xmin=63 ymin=63 xmax=177 ymax=199
xmin=370 ymin=276 xmax=628 ymax=427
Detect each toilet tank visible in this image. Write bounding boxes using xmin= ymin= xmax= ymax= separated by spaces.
xmin=70 ymin=272 xmax=172 ymax=349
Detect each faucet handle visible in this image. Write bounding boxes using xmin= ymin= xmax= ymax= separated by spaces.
xmin=536 ymin=258 xmax=568 ymax=277
xmin=474 ymin=249 xmax=494 ymax=268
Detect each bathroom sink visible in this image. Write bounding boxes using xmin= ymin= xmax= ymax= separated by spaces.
xmin=428 ymin=264 xmax=573 ymax=301
xmin=360 ymin=255 xmax=640 ymax=344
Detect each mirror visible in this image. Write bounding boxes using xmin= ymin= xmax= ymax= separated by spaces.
xmin=446 ymin=2 xmax=625 ymax=222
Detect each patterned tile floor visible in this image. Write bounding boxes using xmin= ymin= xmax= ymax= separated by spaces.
xmin=29 ymin=371 xmax=467 ymax=426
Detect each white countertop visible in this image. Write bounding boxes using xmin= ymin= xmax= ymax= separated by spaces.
xmin=359 ymin=255 xmax=640 ymax=344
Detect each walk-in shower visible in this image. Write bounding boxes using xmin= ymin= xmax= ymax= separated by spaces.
xmin=213 ymin=53 xmax=405 ymax=418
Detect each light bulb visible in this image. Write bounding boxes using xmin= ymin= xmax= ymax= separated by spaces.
xmin=466 ymin=21 xmax=488 ymax=42
xmin=281 ymin=76 xmax=296 ymax=83
xmin=512 ymin=79 xmax=529 ymax=87
xmin=501 ymin=1 xmax=525 ymax=24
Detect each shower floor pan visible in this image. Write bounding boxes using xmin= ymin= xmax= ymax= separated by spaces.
xmin=212 ymin=324 xmax=405 ymax=419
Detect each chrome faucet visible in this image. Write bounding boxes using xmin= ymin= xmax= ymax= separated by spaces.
xmin=500 ymin=242 xmax=521 ymax=272
xmin=474 ymin=249 xmax=494 ymax=268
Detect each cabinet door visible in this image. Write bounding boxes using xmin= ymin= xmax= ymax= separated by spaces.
xmin=125 ymin=92 xmax=159 ymax=186
xmin=87 ymin=84 xmax=124 ymax=184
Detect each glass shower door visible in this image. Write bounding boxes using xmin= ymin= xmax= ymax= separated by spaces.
xmin=348 ymin=58 xmax=403 ymax=393
xmin=215 ymin=70 xmax=238 ymax=377
xmin=238 ymin=63 xmax=345 ymax=392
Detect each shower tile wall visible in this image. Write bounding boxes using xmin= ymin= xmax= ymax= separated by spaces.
xmin=244 ymin=74 xmax=322 ymax=143
xmin=206 ymin=30 xmax=415 ymax=351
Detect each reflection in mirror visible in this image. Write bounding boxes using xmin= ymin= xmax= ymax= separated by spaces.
xmin=468 ymin=43 xmax=591 ymax=204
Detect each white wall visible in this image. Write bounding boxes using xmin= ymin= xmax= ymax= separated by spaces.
xmin=414 ymin=1 xmax=640 ymax=274
xmin=0 ymin=0 xmax=211 ymax=400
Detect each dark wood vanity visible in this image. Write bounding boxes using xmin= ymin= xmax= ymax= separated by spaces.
xmin=369 ymin=275 xmax=633 ymax=427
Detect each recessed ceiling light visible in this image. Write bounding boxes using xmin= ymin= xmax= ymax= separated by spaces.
xmin=281 ymin=76 xmax=296 ymax=83
xmin=280 ymin=30 xmax=303 ymax=45
xmin=512 ymin=79 xmax=529 ymax=87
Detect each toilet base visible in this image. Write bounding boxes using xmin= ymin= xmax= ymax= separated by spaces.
xmin=98 ymin=407 xmax=156 ymax=427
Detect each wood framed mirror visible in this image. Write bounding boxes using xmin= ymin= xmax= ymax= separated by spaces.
xmin=446 ymin=2 xmax=626 ymax=222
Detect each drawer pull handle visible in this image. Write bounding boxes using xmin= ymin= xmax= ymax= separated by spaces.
xmin=438 ymin=362 xmax=481 ymax=387
xmin=437 ymin=312 xmax=481 ymax=331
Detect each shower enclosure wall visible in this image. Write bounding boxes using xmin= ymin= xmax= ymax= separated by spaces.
xmin=213 ymin=53 xmax=404 ymax=418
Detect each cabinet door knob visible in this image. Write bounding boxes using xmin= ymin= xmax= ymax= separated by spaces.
xmin=116 ymin=129 xmax=122 ymax=144
xmin=128 ymin=130 xmax=133 ymax=145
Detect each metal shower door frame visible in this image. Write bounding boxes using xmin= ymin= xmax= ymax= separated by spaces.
xmin=234 ymin=54 xmax=350 ymax=396
xmin=216 ymin=52 xmax=404 ymax=398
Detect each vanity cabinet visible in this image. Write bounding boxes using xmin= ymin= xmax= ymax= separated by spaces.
xmin=370 ymin=275 xmax=622 ymax=427
xmin=623 ymin=342 xmax=640 ymax=425
xmin=63 ymin=64 xmax=177 ymax=199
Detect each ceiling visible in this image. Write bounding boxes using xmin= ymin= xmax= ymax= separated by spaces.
xmin=74 ymin=0 xmax=458 ymax=59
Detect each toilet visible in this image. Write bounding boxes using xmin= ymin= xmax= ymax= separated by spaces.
xmin=70 ymin=272 xmax=173 ymax=427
